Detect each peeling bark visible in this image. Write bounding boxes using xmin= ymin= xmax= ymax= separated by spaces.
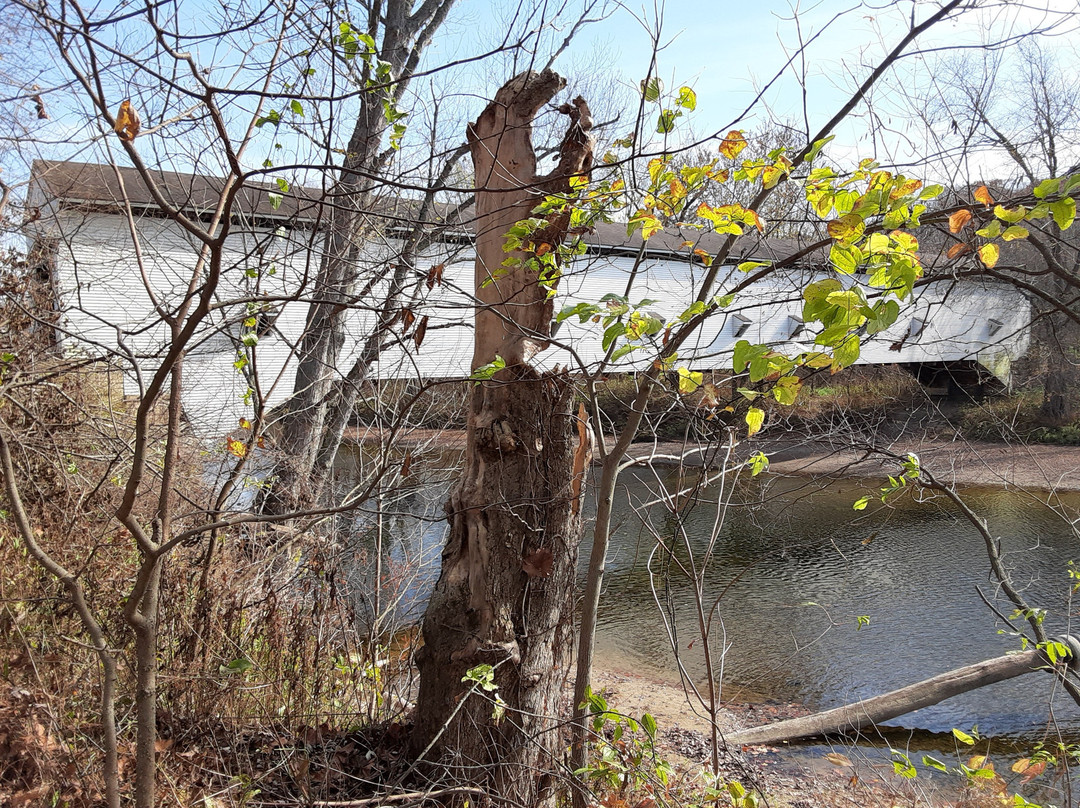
xmin=412 ymin=70 xmax=592 ymax=807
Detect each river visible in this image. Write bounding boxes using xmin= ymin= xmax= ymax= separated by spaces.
xmin=339 ymin=448 xmax=1080 ymax=743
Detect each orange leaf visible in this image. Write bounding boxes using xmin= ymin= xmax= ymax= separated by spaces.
xmin=535 ymin=242 xmax=552 ymax=257
xmin=1021 ymin=760 xmax=1046 ymax=784
xmin=949 ymin=209 xmax=973 ymax=233
xmin=947 ymin=242 xmax=971 ymax=259
xmin=978 ymin=243 xmax=1000 ymax=268
xmin=718 ymin=130 xmax=747 ymax=159
xmin=974 ymin=184 xmax=994 ymax=206
xmin=114 ymin=99 xmax=141 ymax=142
xmin=750 ymin=209 xmax=765 ymax=232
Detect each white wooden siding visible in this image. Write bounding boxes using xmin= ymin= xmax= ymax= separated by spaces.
xmin=39 ymin=211 xmax=1031 ymax=436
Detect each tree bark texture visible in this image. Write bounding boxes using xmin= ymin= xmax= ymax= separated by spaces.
xmin=271 ymin=0 xmax=458 ymax=510
xmin=413 ymin=69 xmax=593 ymax=807
xmin=727 ymin=648 xmax=1047 ymax=748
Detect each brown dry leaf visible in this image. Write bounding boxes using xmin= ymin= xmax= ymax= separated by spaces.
xmin=825 ymin=752 xmax=852 ymax=766
xmin=413 ymin=315 xmax=428 ymax=348
xmin=522 ymin=547 xmax=554 ymax=577
xmin=949 ymin=209 xmax=973 ymax=233
xmin=31 ymin=94 xmax=48 ymax=120
xmin=11 ymin=786 xmax=50 ymax=808
xmin=974 ymin=184 xmax=994 ymax=206
xmin=425 ymin=263 xmax=445 ymax=290
xmin=947 ymin=242 xmax=971 ymax=259
xmin=401 ymin=450 xmax=413 ymax=478
xmin=1021 ymin=759 xmax=1046 ymax=783
xmin=401 ymin=307 xmax=416 ymax=331
xmin=114 ymin=99 xmax=141 ymax=142
xmin=154 ymin=737 xmax=173 ymax=753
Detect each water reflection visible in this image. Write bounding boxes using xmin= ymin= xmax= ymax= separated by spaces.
xmin=593 ymin=470 xmax=1080 ymax=738
xmin=336 ymin=445 xmax=1080 ymax=739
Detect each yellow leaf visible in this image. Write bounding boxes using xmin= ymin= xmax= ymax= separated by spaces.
xmin=974 ymin=185 xmax=994 ymax=206
xmin=676 ymin=366 xmax=703 ymax=395
xmin=1001 ymin=225 xmax=1029 ymax=241
xmin=949 ymin=209 xmax=973 ymax=233
xmin=114 ymin=99 xmax=141 ymax=142
xmin=745 ymin=406 xmax=764 ymax=437
xmin=827 ymin=213 xmax=864 ymax=243
xmin=226 ymin=438 xmax=247 ymax=459
xmin=718 ymin=130 xmax=747 ymax=159
xmin=978 ymin=243 xmax=1000 ymax=268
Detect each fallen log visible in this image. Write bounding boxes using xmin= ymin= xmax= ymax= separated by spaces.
xmin=728 ymin=646 xmax=1055 ymax=748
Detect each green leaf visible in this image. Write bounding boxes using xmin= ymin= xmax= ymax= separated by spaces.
xmin=676 ymin=86 xmax=697 ymax=111
xmin=922 ymin=755 xmax=949 ymax=773
xmin=641 ymin=712 xmax=658 ymax=738
xmin=737 ymin=260 xmax=770 ymax=273
xmin=829 ymin=243 xmax=861 ymax=275
xmin=919 ymin=184 xmax=944 ymax=200
xmin=656 ymin=109 xmax=678 ymax=134
xmin=220 ymin=657 xmax=253 ymax=675
xmin=745 ymin=406 xmax=764 ymax=437
xmin=1033 ymin=177 xmax=1062 ymax=199
xmin=832 ymin=335 xmax=861 ymax=369
xmin=1001 ymin=225 xmax=1029 ymax=241
xmin=602 ymin=322 xmax=625 ymax=352
xmin=1051 ymin=196 xmax=1076 ymax=230
xmin=640 ymin=76 xmax=663 ymax=102
xmin=952 ymin=728 xmax=976 ymax=746
xmin=290 ymin=99 xmax=304 ymax=117
xmin=804 ymin=134 xmax=834 ymax=163
xmin=267 ymin=192 xmax=283 ymax=210
xmin=747 ymin=451 xmax=769 ymax=476
xmin=255 ymin=109 xmax=281 ymax=128
xmin=470 ymin=355 xmax=506 ymax=383
xmin=853 ymin=496 xmax=871 ymax=511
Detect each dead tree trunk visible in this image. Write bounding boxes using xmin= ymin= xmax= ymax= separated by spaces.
xmin=727 ymin=647 xmax=1052 ymax=748
xmin=412 ymin=70 xmax=593 ymax=807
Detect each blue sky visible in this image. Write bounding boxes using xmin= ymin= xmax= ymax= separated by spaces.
xmin=438 ymin=0 xmax=1080 ymax=175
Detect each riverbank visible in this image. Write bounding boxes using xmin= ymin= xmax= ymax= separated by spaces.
xmin=344 ymin=426 xmax=1080 ymax=492
xmin=590 ymin=663 xmax=1032 ymax=808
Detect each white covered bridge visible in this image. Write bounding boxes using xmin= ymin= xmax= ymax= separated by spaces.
xmin=26 ymin=160 xmax=1030 ymax=436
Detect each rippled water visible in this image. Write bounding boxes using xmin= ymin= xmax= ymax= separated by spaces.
xmin=339 ymin=445 xmax=1080 ymax=740
xmin=589 ymin=468 xmax=1080 ymax=738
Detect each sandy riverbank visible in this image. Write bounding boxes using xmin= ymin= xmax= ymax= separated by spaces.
xmin=346 ymin=426 xmax=1080 ymax=492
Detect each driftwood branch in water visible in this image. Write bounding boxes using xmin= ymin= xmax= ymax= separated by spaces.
xmin=727 ymin=647 xmax=1053 ymax=748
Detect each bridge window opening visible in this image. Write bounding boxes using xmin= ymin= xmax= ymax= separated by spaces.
xmin=907 ymin=318 xmax=925 ymax=341
xmin=731 ymin=313 xmax=752 ymax=339
xmin=786 ymin=315 xmax=806 ymax=342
